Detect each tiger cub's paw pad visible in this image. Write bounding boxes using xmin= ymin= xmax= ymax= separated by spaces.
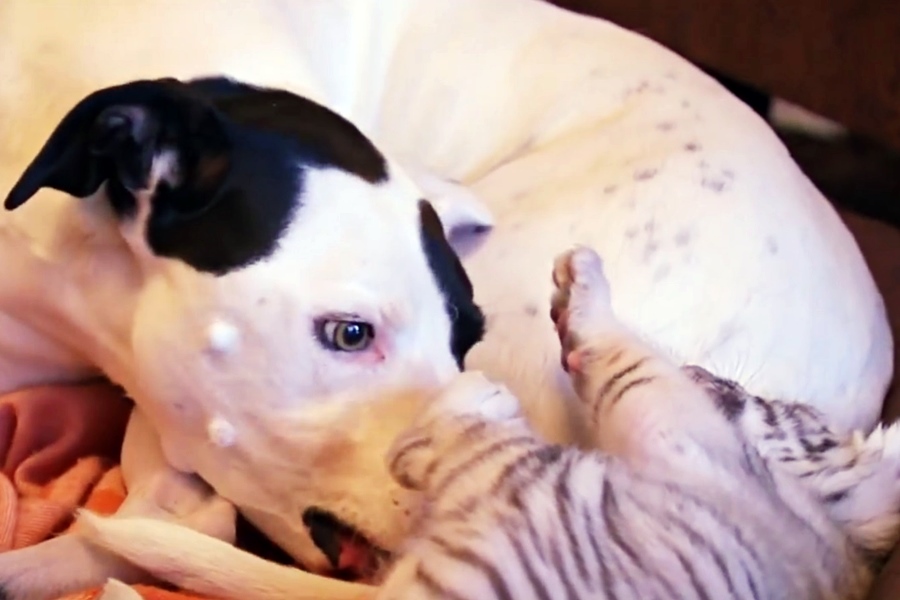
xmin=551 ymin=246 xmax=613 ymax=364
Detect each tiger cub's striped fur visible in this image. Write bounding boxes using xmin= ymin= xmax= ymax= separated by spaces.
xmin=380 ymin=246 xmax=900 ymax=600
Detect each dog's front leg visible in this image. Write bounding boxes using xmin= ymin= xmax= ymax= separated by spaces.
xmin=116 ymin=407 xmax=237 ymax=540
xmin=0 ymin=408 xmax=237 ymax=600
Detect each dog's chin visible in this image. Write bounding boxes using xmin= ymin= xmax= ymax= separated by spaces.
xmin=302 ymin=507 xmax=393 ymax=583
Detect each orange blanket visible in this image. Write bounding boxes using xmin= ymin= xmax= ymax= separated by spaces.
xmin=0 ymin=383 xmax=213 ymax=600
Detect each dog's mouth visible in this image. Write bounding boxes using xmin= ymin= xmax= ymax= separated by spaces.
xmin=302 ymin=507 xmax=391 ymax=583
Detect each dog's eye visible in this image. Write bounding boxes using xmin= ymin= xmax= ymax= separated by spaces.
xmin=317 ymin=320 xmax=375 ymax=352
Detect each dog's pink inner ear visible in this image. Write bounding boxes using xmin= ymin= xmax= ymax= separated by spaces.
xmin=194 ymin=153 xmax=231 ymax=190
xmin=89 ymin=105 xmax=161 ymax=192
xmin=90 ymin=105 xmax=156 ymax=156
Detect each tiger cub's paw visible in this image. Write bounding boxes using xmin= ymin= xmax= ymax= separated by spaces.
xmin=551 ymin=246 xmax=614 ymax=370
xmin=389 ymin=372 xmax=522 ymax=491
xmin=432 ymin=371 xmax=521 ymax=423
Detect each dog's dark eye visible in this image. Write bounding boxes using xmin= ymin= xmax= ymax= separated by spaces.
xmin=317 ymin=320 xmax=375 ymax=352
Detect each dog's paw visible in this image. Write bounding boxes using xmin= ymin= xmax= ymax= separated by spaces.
xmin=74 ymin=509 xmax=115 ymax=545
xmin=0 ymin=547 xmax=67 ymax=600
xmin=551 ymin=246 xmax=614 ymax=367
xmin=97 ymin=579 xmax=144 ymax=600
xmin=432 ymin=371 xmax=521 ymax=423
xmin=0 ymin=533 xmax=143 ymax=600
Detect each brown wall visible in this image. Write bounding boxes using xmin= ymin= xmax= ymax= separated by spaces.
xmin=549 ymin=0 xmax=900 ymax=151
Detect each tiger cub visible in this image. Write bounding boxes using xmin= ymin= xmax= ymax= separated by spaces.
xmin=379 ymin=246 xmax=900 ymax=600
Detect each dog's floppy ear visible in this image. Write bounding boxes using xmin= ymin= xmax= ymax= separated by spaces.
xmin=405 ymin=166 xmax=494 ymax=237
xmin=431 ymin=189 xmax=493 ymax=237
xmin=3 ymin=78 xmax=229 ymax=212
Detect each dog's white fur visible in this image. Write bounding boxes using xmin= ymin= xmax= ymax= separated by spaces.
xmin=0 ymin=0 xmax=892 ymax=597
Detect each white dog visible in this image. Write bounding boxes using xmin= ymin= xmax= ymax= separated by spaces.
xmin=0 ymin=0 xmax=892 ymax=598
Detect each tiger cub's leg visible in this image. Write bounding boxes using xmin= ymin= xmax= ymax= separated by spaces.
xmin=550 ymin=246 xmax=741 ymax=468
xmin=688 ymin=367 xmax=900 ymax=558
xmin=686 ymin=366 xmax=849 ymax=477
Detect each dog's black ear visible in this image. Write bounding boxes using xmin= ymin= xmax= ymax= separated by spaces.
xmin=3 ymin=78 xmax=230 ymax=211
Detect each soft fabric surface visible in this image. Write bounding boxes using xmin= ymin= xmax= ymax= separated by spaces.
xmin=64 ymin=589 xmax=209 ymax=600
xmin=0 ymin=383 xmax=213 ymax=599
xmin=0 ymin=383 xmax=130 ymax=550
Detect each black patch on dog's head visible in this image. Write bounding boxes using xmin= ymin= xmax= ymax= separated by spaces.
xmin=417 ymin=200 xmax=485 ymax=366
xmin=4 ymin=76 xmax=388 ymax=275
